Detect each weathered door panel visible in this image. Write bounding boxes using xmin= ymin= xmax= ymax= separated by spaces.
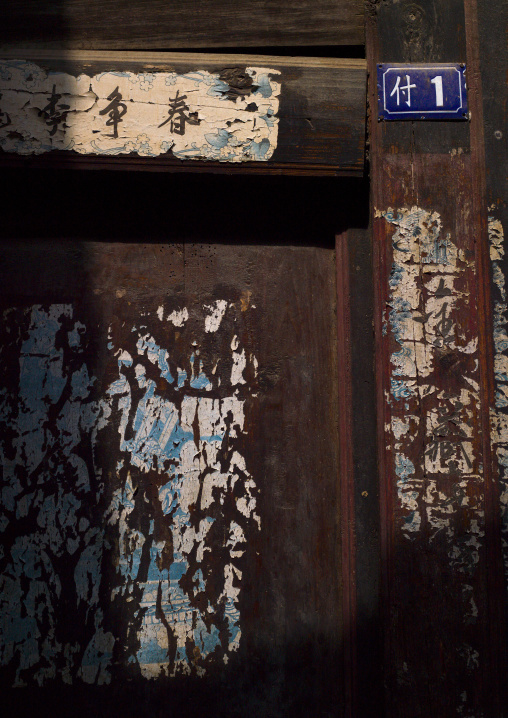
xmin=0 ymin=235 xmax=343 ymax=715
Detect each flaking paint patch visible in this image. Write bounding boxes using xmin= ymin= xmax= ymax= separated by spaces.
xmin=380 ymin=206 xmax=481 ymax=543
xmin=379 ymin=205 xmax=486 ymax=706
xmin=204 ymin=300 xmax=228 ymax=333
xmin=0 ymin=305 xmax=113 ymax=687
xmin=102 ymin=301 xmax=259 ymax=678
xmin=0 ymin=61 xmax=280 ymax=162
xmin=488 ymin=211 xmax=508 ymax=585
xmin=0 ymin=295 xmax=259 ymax=684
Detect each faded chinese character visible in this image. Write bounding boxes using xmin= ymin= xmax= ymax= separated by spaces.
xmin=0 ymin=93 xmax=10 ymax=129
xmin=425 ymin=437 xmax=472 ymax=472
xmin=434 ymin=403 xmax=468 ymax=438
xmin=99 ymin=86 xmax=127 ymax=139
xmin=39 ymin=84 xmax=70 ymax=137
xmin=425 ymin=403 xmax=472 ymax=471
xmin=434 ymin=238 xmax=449 ymax=264
xmin=159 ymin=91 xmax=199 ymax=135
xmin=434 ymin=302 xmax=454 ymax=340
xmin=390 ymin=74 xmax=417 ymax=107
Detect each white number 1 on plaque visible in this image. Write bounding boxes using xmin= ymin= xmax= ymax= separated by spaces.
xmin=431 ymin=76 xmax=444 ymax=107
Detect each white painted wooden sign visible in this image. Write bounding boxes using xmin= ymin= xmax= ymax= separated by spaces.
xmin=0 ymin=60 xmax=280 ymax=162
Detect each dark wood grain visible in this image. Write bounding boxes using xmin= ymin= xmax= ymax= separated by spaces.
xmin=346 ymin=223 xmax=383 ymax=718
xmin=0 ymin=50 xmax=366 ymax=176
xmin=367 ymin=0 xmax=505 ymax=715
xmin=336 ymin=231 xmax=356 ymax=718
xmin=0 ymin=0 xmax=364 ymax=49
xmin=475 ymin=0 xmax=508 ymax=709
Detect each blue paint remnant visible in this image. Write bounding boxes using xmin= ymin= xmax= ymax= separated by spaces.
xmin=404 ymin=512 xmax=417 ymax=526
xmin=423 ymin=234 xmax=450 ymax=265
xmin=68 ymin=321 xmax=86 ymax=348
xmin=74 ymin=534 xmax=102 ymax=607
xmin=388 ymin=297 xmax=413 ymax=344
xmin=253 ymin=73 xmax=273 ymax=98
xmin=190 ymin=353 xmax=213 ymax=390
xmin=260 ymin=109 xmax=275 ymax=127
xmin=389 ymin=263 xmax=404 ymax=289
xmin=391 ymin=378 xmax=415 ymax=400
xmin=0 ymin=302 xmax=258 ymax=683
xmin=205 ymin=129 xmax=231 ymax=149
xmin=248 ymin=138 xmax=270 ymax=160
xmin=79 ymin=626 xmax=115 ymax=685
xmin=395 ymin=453 xmax=415 ymax=481
xmin=0 ymin=305 xmax=110 ymax=686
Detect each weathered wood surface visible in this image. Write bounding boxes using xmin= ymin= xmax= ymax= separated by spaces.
xmin=0 ymin=168 xmax=347 ymax=714
xmin=346 ymin=222 xmax=383 ymax=718
xmin=479 ymin=0 xmax=508 ymax=680
xmin=368 ymin=0 xmax=505 ymax=714
xmin=336 ymin=232 xmax=356 ymax=717
xmin=0 ymin=0 xmax=364 ymax=49
xmin=0 ymin=50 xmax=366 ymax=176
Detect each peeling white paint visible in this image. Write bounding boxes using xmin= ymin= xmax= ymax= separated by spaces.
xmin=488 ymin=211 xmax=508 ymax=584
xmin=0 ymin=61 xmax=280 ymax=162
xmin=103 ymin=299 xmax=259 ymax=678
xmin=204 ymin=299 xmax=228 ymax=333
xmin=231 ymin=347 xmax=247 ymax=386
xmin=380 ymin=206 xmax=481 ymax=567
xmin=167 ymin=307 xmax=189 ymax=327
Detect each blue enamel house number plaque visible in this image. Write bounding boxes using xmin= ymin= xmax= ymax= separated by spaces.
xmin=378 ymin=64 xmax=468 ymax=121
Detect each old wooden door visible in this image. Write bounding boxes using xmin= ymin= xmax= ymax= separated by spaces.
xmin=0 ymin=169 xmax=368 ymax=717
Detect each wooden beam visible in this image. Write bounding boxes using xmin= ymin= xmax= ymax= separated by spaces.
xmin=0 ymin=50 xmax=366 ymax=176
xmin=0 ymin=0 xmax=364 ymax=50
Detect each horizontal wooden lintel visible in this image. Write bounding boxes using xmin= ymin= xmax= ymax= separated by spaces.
xmin=0 ymin=50 xmax=367 ymax=176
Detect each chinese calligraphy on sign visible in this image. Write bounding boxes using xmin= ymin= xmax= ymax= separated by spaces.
xmin=378 ymin=64 xmax=468 ymax=120
xmin=0 ymin=60 xmax=281 ymax=161
xmin=99 ymin=86 xmax=127 ymax=139
xmin=39 ymin=84 xmax=70 ymax=136
xmin=158 ymin=91 xmax=199 ymax=135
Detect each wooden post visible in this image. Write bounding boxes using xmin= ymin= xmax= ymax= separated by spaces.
xmin=367 ymin=0 xmax=506 ymax=714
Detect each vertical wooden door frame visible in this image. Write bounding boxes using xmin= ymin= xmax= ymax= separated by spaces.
xmin=365 ymin=0 xmax=507 ymax=715
xmin=336 ymin=231 xmax=356 ymax=718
